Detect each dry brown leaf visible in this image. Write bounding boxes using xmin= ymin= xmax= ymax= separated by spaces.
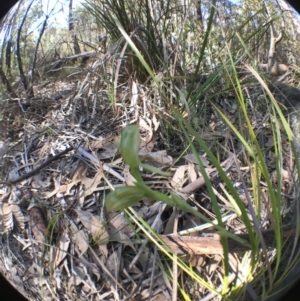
xmin=106 ymin=251 xmax=120 ymax=276
xmin=107 ymin=226 xmax=135 ymax=251
xmin=59 ymin=163 xmax=88 ymax=195
xmin=140 ymin=140 xmax=155 ymax=155
xmin=163 ymin=208 xmax=176 ymax=235
xmin=72 ymin=163 xmax=89 ymax=181
xmin=74 ymin=230 xmax=89 ymax=254
xmin=184 ymin=153 xmax=209 ymax=167
xmin=188 ymin=162 xmax=197 ymax=182
xmin=144 ymin=202 xmax=164 ymax=220
xmin=69 ymin=221 xmax=89 ymax=255
xmin=97 ymin=142 xmax=119 ymax=159
xmin=43 ymin=164 xmax=88 ymax=197
xmin=76 ymin=209 xmax=109 ymax=244
xmin=123 ymin=259 xmax=141 ymax=274
xmin=99 ymin=243 xmax=108 ymax=258
xmin=90 ymin=138 xmax=104 ymax=149
xmin=108 ymin=212 xmax=134 ymax=237
xmin=205 ymin=255 xmax=222 ymax=275
xmin=29 ymin=207 xmax=47 ymax=243
xmin=67 ymin=273 xmax=82 ymax=290
xmin=171 ymin=165 xmax=187 ymax=189
xmin=42 ymin=175 xmax=61 ymax=198
xmin=54 ymin=229 xmax=70 ymax=267
xmin=67 ymin=265 xmax=96 ymax=293
xmin=139 ymin=150 xmax=173 ymax=166
xmin=139 ymin=116 xmax=152 ymax=133
xmin=92 ymin=135 xmax=120 ymax=160
xmin=123 ymin=165 xmax=136 ymax=186
xmin=81 ymin=170 xmax=103 ymax=196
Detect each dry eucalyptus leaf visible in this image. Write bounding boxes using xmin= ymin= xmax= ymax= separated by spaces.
xmin=43 ymin=175 xmax=61 ymax=199
xmin=171 ymin=165 xmax=187 ymax=189
xmin=163 ymin=208 xmax=176 ymax=235
xmin=188 ymin=162 xmax=197 ymax=182
xmin=206 ymin=255 xmax=222 ymax=275
xmin=139 ymin=139 xmax=155 ymax=155
xmin=88 ymin=263 xmax=101 ymax=281
xmin=98 ymin=147 xmax=119 ymax=160
xmin=139 ymin=150 xmax=173 ymax=166
xmin=107 ymin=226 xmax=135 ymax=251
xmin=54 ymin=229 xmax=70 ymax=267
xmin=74 ymin=230 xmax=89 ymax=255
xmin=69 ymin=220 xmax=89 ymax=255
xmin=29 ymin=207 xmax=47 ymax=243
xmin=106 ymin=251 xmax=120 ymax=276
xmin=70 ymin=163 xmax=88 ymax=181
xmin=90 ymin=138 xmax=104 ymax=149
xmin=67 ymin=274 xmax=82 ymax=291
xmin=123 ymin=165 xmax=137 ymax=186
xmin=123 ymin=259 xmax=141 ymax=274
xmin=76 ymin=209 xmax=109 ymax=244
xmin=139 ymin=116 xmax=153 ymax=132
xmin=99 ymin=243 xmax=108 ymax=258
xmin=59 ymin=163 xmax=88 ymax=195
xmin=95 ymin=136 xmax=120 ymax=160
xmin=184 ymin=153 xmax=209 ymax=167
xmin=81 ymin=170 xmax=103 ymax=197
xmin=108 ymin=212 xmax=134 ymax=237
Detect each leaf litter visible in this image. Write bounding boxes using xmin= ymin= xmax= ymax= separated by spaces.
xmin=0 ymin=49 xmax=298 ymax=301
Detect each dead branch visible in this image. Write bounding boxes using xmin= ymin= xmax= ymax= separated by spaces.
xmin=160 ymin=224 xmax=297 ymax=255
xmin=48 ymin=51 xmax=96 ymax=70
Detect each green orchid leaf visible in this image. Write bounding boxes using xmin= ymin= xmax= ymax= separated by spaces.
xmin=106 ymin=186 xmax=145 ymax=211
xmin=120 ymin=125 xmax=141 ymax=168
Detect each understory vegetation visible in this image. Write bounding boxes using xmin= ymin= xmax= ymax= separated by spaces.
xmin=1 ymin=0 xmax=300 ymax=300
